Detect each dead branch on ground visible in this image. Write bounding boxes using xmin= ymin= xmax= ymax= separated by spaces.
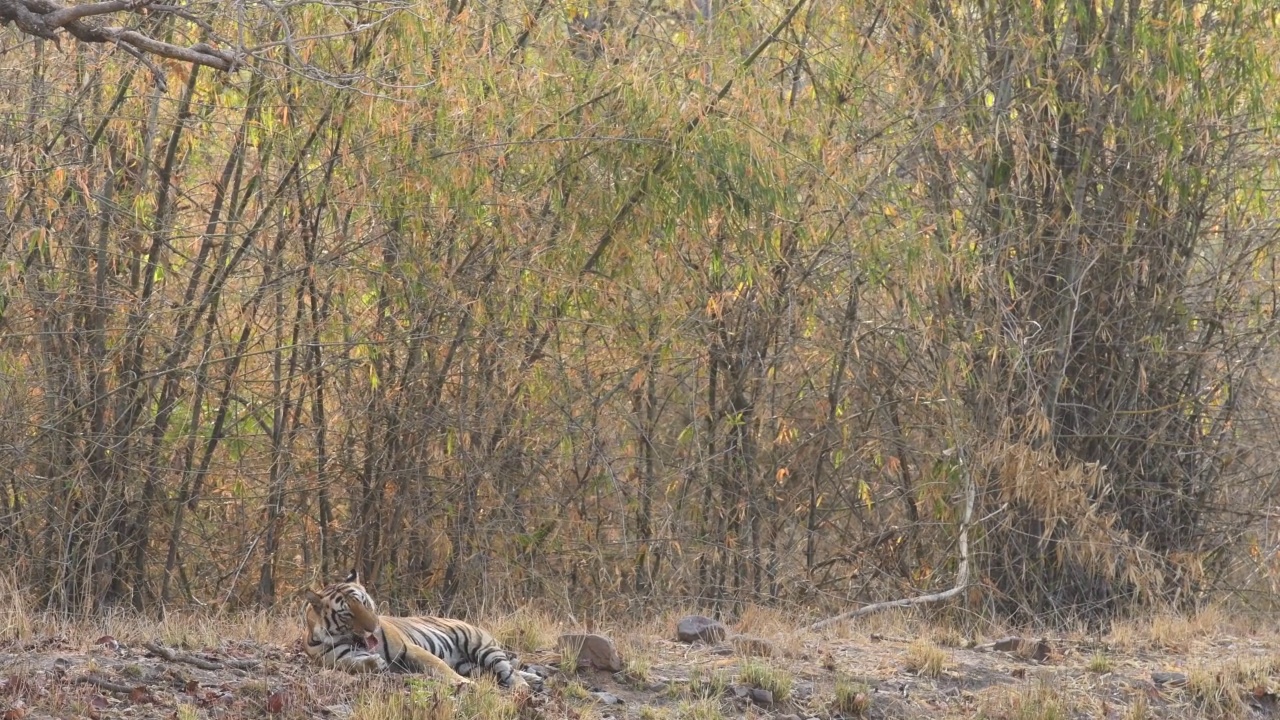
xmin=808 ymin=461 xmax=977 ymax=631
xmin=143 ymin=640 xmax=260 ymax=670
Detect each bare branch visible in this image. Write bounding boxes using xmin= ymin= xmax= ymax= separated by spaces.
xmin=1 ymin=0 xmax=241 ymax=70
xmin=41 ymin=0 xmax=147 ymax=29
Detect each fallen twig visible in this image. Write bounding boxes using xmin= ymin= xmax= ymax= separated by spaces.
xmin=76 ymin=674 xmax=142 ymax=695
xmin=143 ymin=640 xmax=260 ymax=670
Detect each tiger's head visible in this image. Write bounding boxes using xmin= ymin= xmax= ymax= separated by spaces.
xmin=305 ymin=569 xmax=384 ymax=651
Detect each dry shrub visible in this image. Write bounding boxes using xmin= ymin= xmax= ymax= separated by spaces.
xmin=978 ymin=443 xmax=1177 ymax=623
xmin=0 ymin=571 xmax=31 ymax=641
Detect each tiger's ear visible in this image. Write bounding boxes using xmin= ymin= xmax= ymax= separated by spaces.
xmin=345 ymin=568 xmax=360 ymax=584
xmin=305 ymin=590 xmax=325 ymax=610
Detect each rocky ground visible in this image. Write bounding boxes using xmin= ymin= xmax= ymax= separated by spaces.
xmin=1 ymin=609 xmax=1279 ymax=719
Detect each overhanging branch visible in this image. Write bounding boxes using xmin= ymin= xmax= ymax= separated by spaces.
xmin=1 ymin=0 xmax=240 ymax=71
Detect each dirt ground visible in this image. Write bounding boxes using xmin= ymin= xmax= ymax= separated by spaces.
xmin=2 ymin=607 xmax=1279 ymax=719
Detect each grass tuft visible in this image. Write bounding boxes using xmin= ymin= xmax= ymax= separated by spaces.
xmin=904 ymin=640 xmax=948 ymax=678
xmin=685 ymin=666 xmax=730 ymax=699
xmin=454 ymin=677 xmax=517 ymax=720
xmin=0 ymin=572 xmax=31 ymax=641
xmin=352 ymin=684 xmax=454 ymax=720
xmin=675 ymin=698 xmax=727 ymax=720
xmin=832 ymin=674 xmax=871 ymax=716
xmin=1124 ymin=692 xmax=1149 ymax=720
xmin=737 ymin=658 xmax=792 ymax=702
xmin=977 ymin=679 xmax=1072 ymax=720
xmin=1186 ymin=665 xmax=1245 ymax=717
xmin=494 ymin=608 xmax=558 ymax=654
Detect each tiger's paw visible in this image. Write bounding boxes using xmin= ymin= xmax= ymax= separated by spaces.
xmin=451 ymin=676 xmax=474 ymax=692
xmin=354 ymin=654 xmax=389 ymax=673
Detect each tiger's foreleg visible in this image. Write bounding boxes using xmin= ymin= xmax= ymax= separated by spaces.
xmin=323 ymin=647 xmax=389 ymax=674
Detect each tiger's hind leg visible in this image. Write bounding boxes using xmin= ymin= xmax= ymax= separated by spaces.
xmin=402 ymin=643 xmax=473 ymax=688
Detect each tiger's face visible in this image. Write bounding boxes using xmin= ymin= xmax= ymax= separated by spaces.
xmin=305 ymin=570 xmax=384 ymax=651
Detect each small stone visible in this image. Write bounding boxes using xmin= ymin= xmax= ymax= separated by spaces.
xmin=1152 ymin=672 xmax=1188 ymax=687
xmin=558 ymin=633 xmax=624 ymax=672
xmin=730 ymin=635 xmax=775 ymax=657
xmin=591 ymin=692 xmax=622 ymax=705
xmin=992 ymin=636 xmax=1024 ymax=652
xmin=676 ymin=615 xmax=727 ymax=644
xmin=748 ymin=687 xmax=774 ymax=706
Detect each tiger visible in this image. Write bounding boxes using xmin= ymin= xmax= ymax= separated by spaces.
xmin=303 ymin=570 xmax=534 ymax=691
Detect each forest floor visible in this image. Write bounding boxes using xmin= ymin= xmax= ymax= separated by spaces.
xmin=2 ymin=602 xmax=1279 ymax=720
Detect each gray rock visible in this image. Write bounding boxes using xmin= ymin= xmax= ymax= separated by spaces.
xmin=748 ymin=687 xmax=774 ymax=706
xmin=591 ymin=692 xmax=622 ymax=705
xmin=558 ymin=633 xmax=624 ymax=672
xmin=1152 ymin=671 xmax=1189 ymax=687
xmin=676 ymin=615 xmax=727 ymax=644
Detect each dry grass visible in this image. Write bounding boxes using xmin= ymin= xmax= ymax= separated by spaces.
xmin=673 ymin=698 xmax=727 ymax=720
xmin=0 ymin=572 xmax=31 ymax=641
xmin=832 ymin=674 xmax=872 ymax=716
xmin=1186 ymin=664 xmax=1247 ymax=717
xmin=350 ymin=681 xmax=452 ymax=720
xmin=685 ymin=665 xmax=730 ymax=700
xmin=977 ymin=678 xmax=1074 ymax=720
xmin=352 ymin=676 xmax=518 ymax=720
xmin=621 ymin=642 xmax=655 ymax=685
xmin=557 ymin=634 xmax=584 ymax=675
xmin=929 ymin=623 xmax=967 ymax=648
xmin=903 ymin=639 xmax=949 ymax=678
xmin=1106 ymin=605 xmax=1231 ymax=653
xmin=737 ymin=658 xmax=793 ymax=702
xmin=3 ymin=598 xmax=1280 ymax=720
xmin=492 ymin=607 xmax=559 ymax=655
xmin=734 ymin=604 xmax=807 ymax=656
xmin=1124 ymin=692 xmax=1150 ymax=720
xmin=1085 ymin=652 xmax=1113 ymax=674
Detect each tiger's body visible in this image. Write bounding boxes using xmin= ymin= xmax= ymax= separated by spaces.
xmin=304 ymin=571 xmax=531 ymax=690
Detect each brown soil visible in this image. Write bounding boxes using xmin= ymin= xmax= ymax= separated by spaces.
xmin=2 ymin=615 xmax=1279 ymax=719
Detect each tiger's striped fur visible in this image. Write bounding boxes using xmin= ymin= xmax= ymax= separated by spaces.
xmin=303 ymin=571 xmax=531 ymax=690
